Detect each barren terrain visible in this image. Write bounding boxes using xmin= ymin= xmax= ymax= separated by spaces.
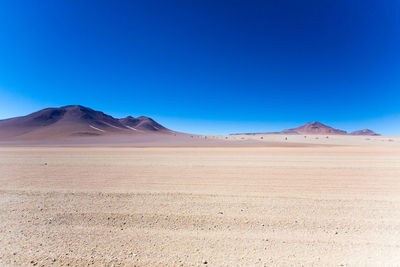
xmin=1 ymin=145 xmax=400 ymax=266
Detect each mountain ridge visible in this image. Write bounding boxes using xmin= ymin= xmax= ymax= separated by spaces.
xmin=0 ymin=106 xmax=382 ymax=140
xmin=230 ymin=121 xmax=380 ymax=136
xmin=350 ymin=129 xmax=380 ymax=136
xmin=0 ymin=105 xmax=172 ymax=140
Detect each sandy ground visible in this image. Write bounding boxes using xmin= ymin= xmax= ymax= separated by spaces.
xmin=1 ymin=133 xmax=399 ymax=147
xmin=1 ymin=145 xmax=400 ymax=266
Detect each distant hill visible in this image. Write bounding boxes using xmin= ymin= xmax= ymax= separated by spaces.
xmin=0 ymin=105 xmax=172 ymax=140
xmin=350 ymin=129 xmax=380 ymax=136
xmin=231 ymin=122 xmax=379 ymax=136
xmin=282 ymin=122 xmax=347 ymax=135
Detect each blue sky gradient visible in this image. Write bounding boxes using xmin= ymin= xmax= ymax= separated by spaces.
xmin=0 ymin=0 xmax=399 ymax=135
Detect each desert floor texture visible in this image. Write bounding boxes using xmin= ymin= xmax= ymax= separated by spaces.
xmin=1 ymin=142 xmax=400 ymax=266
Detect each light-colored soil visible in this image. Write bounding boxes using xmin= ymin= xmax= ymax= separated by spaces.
xmin=1 ymin=146 xmax=400 ymax=266
xmin=1 ymin=133 xmax=399 ymax=147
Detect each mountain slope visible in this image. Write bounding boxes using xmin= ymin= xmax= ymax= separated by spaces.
xmin=119 ymin=116 xmax=169 ymax=132
xmin=0 ymin=105 xmax=172 ymax=140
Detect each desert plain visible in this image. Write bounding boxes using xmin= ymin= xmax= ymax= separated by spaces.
xmin=1 ymin=136 xmax=400 ymax=266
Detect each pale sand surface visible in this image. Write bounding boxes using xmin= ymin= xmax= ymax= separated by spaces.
xmin=1 ymin=133 xmax=399 ymax=147
xmin=1 ymin=146 xmax=400 ymax=266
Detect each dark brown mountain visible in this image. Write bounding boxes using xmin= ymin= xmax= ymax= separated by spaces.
xmin=350 ymin=129 xmax=380 ymax=136
xmin=0 ymin=105 xmax=172 ymax=140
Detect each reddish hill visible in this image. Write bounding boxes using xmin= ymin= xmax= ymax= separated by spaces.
xmin=0 ymin=105 xmax=172 ymax=140
xmin=350 ymin=129 xmax=380 ymax=136
xmin=231 ymin=122 xmax=354 ymax=136
xmin=282 ymin=122 xmax=347 ymax=135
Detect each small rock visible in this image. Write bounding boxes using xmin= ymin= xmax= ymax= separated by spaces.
xmin=203 ymin=260 xmax=208 ymax=264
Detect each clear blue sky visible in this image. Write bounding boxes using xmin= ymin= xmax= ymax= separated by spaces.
xmin=0 ymin=0 xmax=399 ymax=135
